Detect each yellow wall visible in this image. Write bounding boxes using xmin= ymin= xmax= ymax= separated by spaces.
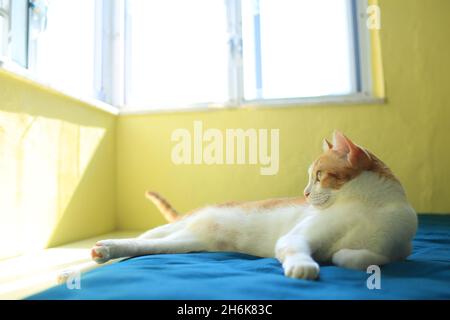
xmin=0 ymin=70 xmax=116 ymax=258
xmin=116 ymin=0 xmax=450 ymax=231
xmin=2 ymin=0 xmax=450 ymax=246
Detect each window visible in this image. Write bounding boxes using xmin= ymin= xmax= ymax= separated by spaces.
xmin=124 ymin=0 xmax=372 ymax=110
xmin=0 ymin=0 xmax=28 ymax=67
xmin=0 ymin=0 xmax=9 ymax=57
xmin=242 ymin=0 xmax=359 ymax=100
xmin=28 ymin=0 xmax=98 ymax=99
xmin=1 ymin=0 xmax=373 ymax=111
xmin=0 ymin=0 xmax=103 ymax=101
xmin=125 ymin=0 xmax=229 ymax=108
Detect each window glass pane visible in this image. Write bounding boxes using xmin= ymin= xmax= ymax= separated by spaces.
xmin=126 ymin=0 xmax=229 ymax=108
xmin=242 ymin=0 xmax=356 ymax=100
xmin=31 ymin=0 xmax=97 ymax=98
xmin=0 ymin=15 xmax=7 ymax=56
xmin=10 ymin=0 xmax=28 ymax=67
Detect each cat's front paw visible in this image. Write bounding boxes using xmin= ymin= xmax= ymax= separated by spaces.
xmin=91 ymin=241 xmax=112 ymax=264
xmin=283 ymin=257 xmax=320 ymax=280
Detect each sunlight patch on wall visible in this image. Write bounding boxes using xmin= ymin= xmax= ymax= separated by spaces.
xmin=0 ymin=110 xmax=105 ymax=259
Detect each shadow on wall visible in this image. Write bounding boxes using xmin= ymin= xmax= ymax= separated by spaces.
xmin=0 ymin=70 xmax=116 ymax=259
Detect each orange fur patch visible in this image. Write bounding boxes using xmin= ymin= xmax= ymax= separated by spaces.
xmin=91 ymin=248 xmax=103 ymax=259
xmin=367 ymin=151 xmax=399 ymax=182
xmin=217 ymin=197 xmax=306 ymax=211
xmin=311 ymin=148 xmax=398 ymax=190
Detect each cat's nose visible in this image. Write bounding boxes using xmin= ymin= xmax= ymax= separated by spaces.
xmin=304 ymin=191 xmax=310 ymax=198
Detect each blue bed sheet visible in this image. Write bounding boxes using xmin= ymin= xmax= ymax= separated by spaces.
xmin=27 ymin=215 xmax=450 ymax=300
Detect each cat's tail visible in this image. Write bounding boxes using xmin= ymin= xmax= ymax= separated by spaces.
xmin=145 ymin=191 xmax=180 ymax=222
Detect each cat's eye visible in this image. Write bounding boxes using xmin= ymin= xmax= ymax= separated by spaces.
xmin=316 ymin=171 xmax=322 ymax=182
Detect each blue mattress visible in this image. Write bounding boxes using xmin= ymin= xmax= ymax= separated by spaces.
xmin=27 ymin=215 xmax=450 ymax=300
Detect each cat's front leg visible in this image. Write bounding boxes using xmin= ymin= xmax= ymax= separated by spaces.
xmin=275 ymin=234 xmax=319 ymax=280
xmin=281 ymin=253 xmax=320 ymax=280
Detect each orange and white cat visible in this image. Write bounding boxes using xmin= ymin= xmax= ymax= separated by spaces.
xmin=91 ymin=131 xmax=417 ymax=280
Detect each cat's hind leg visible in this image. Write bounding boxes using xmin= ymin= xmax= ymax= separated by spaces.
xmin=137 ymin=220 xmax=186 ymax=239
xmin=91 ymin=230 xmax=207 ymax=264
xmin=331 ymin=249 xmax=389 ymax=270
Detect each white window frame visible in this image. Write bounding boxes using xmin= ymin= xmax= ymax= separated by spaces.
xmin=227 ymin=0 xmax=244 ymax=107
xmin=0 ymin=0 xmax=28 ymax=67
xmin=0 ymin=0 xmax=118 ymax=114
xmin=98 ymin=0 xmax=125 ymax=107
xmin=240 ymin=0 xmax=377 ymax=109
xmin=27 ymin=0 xmax=115 ymax=103
xmin=0 ymin=1 xmax=10 ymax=57
xmin=121 ymin=0 xmax=380 ymax=114
xmin=233 ymin=0 xmax=375 ymax=107
xmin=0 ymin=0 xmax=381 ymax=115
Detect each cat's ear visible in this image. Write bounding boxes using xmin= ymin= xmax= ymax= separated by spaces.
xmin=322 ymin=139 xmax=333 ymax=152
xmin=332 ymin=131 xmax=371 ymax=167
xmin=332 ymin=130 xmax=351 ymax=154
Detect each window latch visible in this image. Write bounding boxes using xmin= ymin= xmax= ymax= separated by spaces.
xmin=29 ymin=0 xmax=49 ymax=39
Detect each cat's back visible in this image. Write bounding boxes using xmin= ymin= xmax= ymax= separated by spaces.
xmin=185 ymin=199 xmax=308 ymax=245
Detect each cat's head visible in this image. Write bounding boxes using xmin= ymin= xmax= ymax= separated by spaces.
xmin=304 ymin=131 xmax=396 ymax=208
